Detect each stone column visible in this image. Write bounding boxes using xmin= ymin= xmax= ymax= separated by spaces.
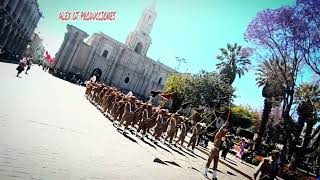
xmin=12 ymin=33 xmax=22 ymax=55
xmin=10 ymin=0 xmax=20 ymax=17
xmin=13 ymin=0 xmax=24 ymax=20
xmin=64 ymin=41 xmax=81 ymax=72
xmin=19 ymin=2 xmax=31 ymax=32
xmin=54 ymin=34 xmax=69 ymax=68
xmin=24 ymin=7 xmax=35 ymax=36
xmin=61 ymin=39 xmax=78 ymax=72
xmin=17 ymin=1 xmax=29 ymax=25
xmin=0 ymin=23 xmax=12 ymax=49
xmin=2 ymin=0 xmax=11 ymax=8
xmin=5 ymin=29 xmax=17 ymax=51
xmin=16 ymin=37 xmax=26 ymax=55
xmin=20 ymin=38 xmax=31 ymax=56
xmin=105 ymin=47 xmax=125 ymax=84
xmin=55 ymin=36 xmax=72 ymax=70
xmin=27 ymin=14 xmax=40 ymax=37
xmin=0 ymin=14 xmax=6 ymax=37
xmin=7 ymin=0 xmax=19 ymax=15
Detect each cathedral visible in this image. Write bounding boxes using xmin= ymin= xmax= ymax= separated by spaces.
xmin=53 ymin=1 xmax=175 ymax=99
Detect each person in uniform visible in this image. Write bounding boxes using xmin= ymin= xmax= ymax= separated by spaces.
xmin=85 ymin=81 xmax=94 ymax=98
xmin=112 ymin=97 xmax=126 ymax=124
xmin=119 ymin=96 xmax=136 ymax=132
xmin=104 ymin=91 xmax=117 ymax=114
xmin=136 ymin=104 xmax=151 ymax=140
xmin=131 ymin=102 xmax=144 ymax=129
xmin=175 ymin=117 xmax=188 ymax=148
xmin=164 ymin=113 xmax=179 ymax=144
xmin=203 ymin=121 xmax=229 ymax=180
xmin=96 ymin=86 xmax=108 ymax=106
xmin=92 ymin=83 xmax=104 ymax=104
xmin=99 ymin=88 xmax=111 ymax=111
xmin=144 ymin=107 xmax=160 ymax=138
xmin=153 ymin=109 xmax=167 ymax=143
xmin=187 ymin=123 xmax=202 ymax=152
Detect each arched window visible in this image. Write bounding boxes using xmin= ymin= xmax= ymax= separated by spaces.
xmin=158 ymin=77 xmax=162 ymax=84
xmin=134 ymin=42 xmax=143 ymax=54
xmin=124 ymin=77 xmax=129 ymax=84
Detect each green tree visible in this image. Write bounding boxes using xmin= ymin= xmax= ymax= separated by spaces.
xmin=184 ymin=70 xmax=234 ymax=109
xmin=216 ymin=43 xmax=252 ymax=84
xmin=163 ymin=73 xmax=190 ymax=112
xmin=229 ymin=105 xmax=260 ymax=129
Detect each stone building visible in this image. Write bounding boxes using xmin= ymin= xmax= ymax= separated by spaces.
xmin=26 ymin=33 xmax=45 ymax=62
xmin=54 ymin=2 xmax=175 ymax=98
xmin=0 ymin=0 xmax=42 ymax=62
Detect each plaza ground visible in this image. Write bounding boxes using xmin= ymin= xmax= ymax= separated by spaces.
xmin=0 ymin=62 xmax=254 ymax=180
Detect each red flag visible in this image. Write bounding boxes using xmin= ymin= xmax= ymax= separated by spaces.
xmin=160 ymin=93 xmax=174 ymax=100
xmin=45 ymin=51 xmax=55 ymax=64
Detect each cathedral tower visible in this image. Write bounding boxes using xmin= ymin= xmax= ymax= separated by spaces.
xmin=125 ymin=0 xmax=157 ymax=56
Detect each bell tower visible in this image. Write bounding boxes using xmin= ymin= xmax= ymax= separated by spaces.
xmin=125 ymin=0 xmax=157 ymax=56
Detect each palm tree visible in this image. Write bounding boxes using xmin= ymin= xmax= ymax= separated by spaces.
xmin=216 ymin=43 xmax=251 ymax=84
xmin=292 ymin=83 xmax=320 ymax=165
xmin=254 ymin=60 xmax=287 ymax=150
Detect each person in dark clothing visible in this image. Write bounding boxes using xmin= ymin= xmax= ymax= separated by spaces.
xmin=16 ymin=58 xmax=27 ymax=77
xmin=221 ymin=133 xmax=232 ymax=159
xmin=25 ymin=59 xmax=31 ymax=74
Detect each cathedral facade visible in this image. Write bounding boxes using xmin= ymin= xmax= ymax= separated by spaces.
xmin=53 ymin=2 xmax=175 ymax=99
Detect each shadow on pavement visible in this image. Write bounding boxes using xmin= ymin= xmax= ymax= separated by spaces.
xmin=180 ymin=148 xmax=196 ymax=158
xmin=193 ymin=152 xmax=206 ymax=160
xmin=154 ymin=158 xmax=168 ymax=165
xmin=122 ymin=132 xmax=138 ymax=144
xmin=225 ymin=159 xmax=238 ymax=166
xmin=240 ymin=161 xmax=255 ymax=169
xmin=208 ymin=169 xmax=224 ymax=174
xmin=168 ymin=146 xmax=187 ymax=157
xmin=142 ymin=138 xmax=157 ymax=149
xmin=154 ymin=143 xmax=172 ymax=154
xmin=226 ymin=157 xmax=237 ymax=163
xmin=164 ymin=161 xmax=181 ymax=168
xmin=227 ymin=171 xmax=237 ymax=176
xmin=189 ymin=166 xmax=210 ymax=179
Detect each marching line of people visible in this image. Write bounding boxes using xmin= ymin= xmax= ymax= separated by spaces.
xmin=85 ymin=80 xmax=231 ymax=180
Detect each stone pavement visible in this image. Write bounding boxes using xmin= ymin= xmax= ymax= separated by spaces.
xmin=0 ymin=62 xmax=251 ymax=180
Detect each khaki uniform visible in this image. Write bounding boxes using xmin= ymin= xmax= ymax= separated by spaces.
xmin=119 ymin=102 xmax=136 ymax=129
xmin=187 ymin=124 xmax=201 ymax=150
xmin=165 ymin=117 xmax=177 ymax=143
xmin=104 ymin=95 xmax=115 ymax=113
xmin=154 ymin=114 xmax=169 ymax=140
xmin=113 ymin=101 xmax=125 ymax=122
xmin=137 ymin=109 xmax=150 ymax=136
xmin=206 ymin=126 xmax=226 ymax=171
xmin=175 ymin=121 xmax=187 ymax=146
xmin=131 ymin=106 xmax=144 ymax=128
xmin=96 ymin=87 xmax=107 ymax=105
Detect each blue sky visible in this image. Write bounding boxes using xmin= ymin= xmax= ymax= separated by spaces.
xmin=36 ymin=0 xmax=296 ymax=110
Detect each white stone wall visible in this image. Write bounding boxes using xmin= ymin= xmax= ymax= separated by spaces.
xmin=55 ymin=24 xmax=175 ymax=99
